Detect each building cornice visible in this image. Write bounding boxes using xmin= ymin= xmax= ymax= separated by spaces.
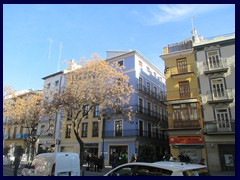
xmin=160 ymin=49 xmax=193 ymax=60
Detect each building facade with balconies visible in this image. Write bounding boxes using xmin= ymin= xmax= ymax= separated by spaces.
xmin=193 ymin=33 xmax=235 ymax=173
xmin=103 ymin=50 xmax=168 ymax=165
xmin=160 ymin=36 xmax=206 ymax=164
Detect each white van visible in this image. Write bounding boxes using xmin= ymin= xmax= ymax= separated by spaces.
xmin=22 ymin=152 xmax=80 ymax=176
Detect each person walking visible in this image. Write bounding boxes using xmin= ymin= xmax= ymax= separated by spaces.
xmin=199 ymin=158 xmax=205 ymax=165
xmin=13 ymin=155 xmax=21 ymax=176
xmin=130 ymin=153 xmax=137 ymax=163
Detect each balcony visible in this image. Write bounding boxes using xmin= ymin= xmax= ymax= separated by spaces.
xmin=104 ymin=129 xmax=168 ymax=141
xmin=164 ymin=89 xmax=198 ymax=104
xmin=203 ymin=58 xmax=228 ymax=75
xmin=206 ymin=89 xmax=234 ymax=104
xmin=204 ymin=120 xmax=235 ymax=134
xmin=163 ymin=39 xmax=192 ymax=54
xmin=170 ymin=63 xmax=195 ymax=78
xmin=173 ymin=119 xmax=201 ymax=129
xmin=131 ymin=105 xmax=168 ymax=128
xmin=137 ymin=85 xmax=166 ymax=101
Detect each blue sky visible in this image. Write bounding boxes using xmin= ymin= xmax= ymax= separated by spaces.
xmin=3 ymin=4 xmax=235 ymax=91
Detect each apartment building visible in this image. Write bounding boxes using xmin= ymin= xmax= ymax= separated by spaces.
xmin=160 ymin=35 xmax=206 ymax=164
xmin=37 ymin=71 xmax=66 ymax=154
xmin=193 ymin=33 xmax=235 ymax=173
xmin=103 ymin=50 xmax=168 ymax=165
xmin=3 ymin=89 xmax=42 ymax=159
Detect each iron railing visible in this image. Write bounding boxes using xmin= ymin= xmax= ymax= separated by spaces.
xmin=206 ymin=89 xmax=234 ymax=103
xmin=204 ymin=120 xmax=235 ymax=133
xmin=104 ymin=129 xmax=168 ymax=140
xmin=137 ymin=85 xmax=166 ymax=101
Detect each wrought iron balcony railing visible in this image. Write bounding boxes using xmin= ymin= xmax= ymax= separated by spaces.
xmin=137 ymin=85 xmax=166 ymax=101
xmin=204 ymin=120 xmax=235 ymax=134
xmin=173 ymin=119 xmax=201 ymax=128
xmin=206 ymin=89 xmax=234 ymax=104
xmin=131 ymin=105 xmax=168 ymax=128
xmin=203 ymin=58 xmax=228 ymax=74
xmin=165 ymin=88 xmax=198 ymax=101
xmin=104 ymin=129 xmax=168 ymax=141
xmin=169 ymin=63 xmax=195 ymax=77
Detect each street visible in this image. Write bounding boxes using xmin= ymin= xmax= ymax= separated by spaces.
xmin=3 ymin=164 xmax=112 ymax=176
xmin=3 ymin=164 xmax=235 ymax=176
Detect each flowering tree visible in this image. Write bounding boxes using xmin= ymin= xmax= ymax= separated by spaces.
xmin=44 ymin=54 xmax=134 ymax=166
xmin=3 ymin=87 xmax=51 ymax=161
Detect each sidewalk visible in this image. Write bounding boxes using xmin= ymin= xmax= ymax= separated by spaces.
xmin=81 ymin=165 xmax=112 ymax=176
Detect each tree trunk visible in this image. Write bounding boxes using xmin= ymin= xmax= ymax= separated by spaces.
xmin=79 ymin=141 xmax=85 ymax=168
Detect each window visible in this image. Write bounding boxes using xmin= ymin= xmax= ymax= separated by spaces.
xmin=92 ymin=122 xmax=99 ymax=137
xmin=65 ymin=124 xmax=72 ymax=138
xmin=135 ymin=165 xmax=172 ymax=176
xmin=67 ymin=110 xmax=72 ymax=121
xmin=139 ymin=98 xmax=143 ymax=113
xmin=153 ymin=86 xmax=157 ymax=97
xmin=177 ymin=58 xmax=188 ymax=74
xmin=147 ymin=82 xmax=151 ymax=94
xmin=83 ymin=105 xmax=89 ymax=117
xmin=40 ymin=125 xmax=45 ymax=134
xmin=139 ymin=120 xmax=143 ymax=137
xmin=215 ymin=108 xmax=231 ymax=131
xmin=139 ymin=61 xmax=143 ymax=68
xmin=173 ymin=103 xmax=198 ymax=121
xmin=179 ymin=81 xmax=190 ymax=99
xmin=147 ymin=123 xmax=152 ymax=138
xmin=154 ymin=105 xmax=158 ymax=117
xmin=94 ymin=105 xmax=100 ymax=117
xmin=115 ymin=120 xmax=122 ymax=136
xmin=118 ymin=60 xmax=124 ymax=67
xmin=153 ymin=72 xmax=157 ymax=78
xmin=46 ymin=83 xmax=51 ymax=89
xmin=139 ymin=77 xmax=143 ymax=91
xmin=108 ymin=165 xmax=134 ymax=176
xmin=81 ymin=123 xmax=88 ymax=137
xmin=207 ymin=50 xmax=221 ymax=69
xmin=147 ymin=66 xmax=151 ymax=74
xmin=147 ymin=102 xmax=151 ymax=116
xmin=13 ymin=127 xmax=17 ymax=138
xmin=211 ymin=78 xmax=225 ymax=99
xmin=55 ymin=80 xmax=59 ymax=86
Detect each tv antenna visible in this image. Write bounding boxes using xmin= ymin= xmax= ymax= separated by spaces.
xmin=57 ymin=42 xmax=63 ymax=72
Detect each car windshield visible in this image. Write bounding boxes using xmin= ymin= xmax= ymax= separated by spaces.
xmin=183 ymin=168 xmax=210 ymax=176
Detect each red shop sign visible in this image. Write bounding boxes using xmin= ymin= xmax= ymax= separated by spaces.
xmin=169 ymin=136 xmax=204 ymax=144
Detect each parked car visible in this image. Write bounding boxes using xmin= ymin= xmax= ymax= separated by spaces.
xmin=104 ymin=161 xmax=210 ymax=176
xmin=22 ymin=152 xmax=80 ymax=176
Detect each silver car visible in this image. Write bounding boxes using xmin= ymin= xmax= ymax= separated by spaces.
xmin=104 ymin=161 xmax=210 ymax=176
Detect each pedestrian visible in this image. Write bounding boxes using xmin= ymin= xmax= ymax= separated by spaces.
xmin=163 ymin=151 xmax=170 ymax=161
xmin=178 ymin=152 xmax=185 ymax=162
xmin=157 ymin=152 xmax=163 ymax=161
xmin=13 ymin=155 xmax=21 ymax=176
xmin=86 ymin=153 xmax=91 ymax=171
xmin=130 ymin=153 xmax=137 ymax=163
xmin=111 ymin=152 xmax=119 ymax=169
xmin=199 ymin=158 xmax=205 ymax=165
xmin=185 ymin=154 xmax=190 ymax=163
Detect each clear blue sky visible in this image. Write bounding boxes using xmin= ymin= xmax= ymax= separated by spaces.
xmin=3 ymin=4 xmax=235 ymax=91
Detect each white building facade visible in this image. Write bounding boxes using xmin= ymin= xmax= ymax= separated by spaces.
xmin=193 ymin=33 xmax=235 ymax=174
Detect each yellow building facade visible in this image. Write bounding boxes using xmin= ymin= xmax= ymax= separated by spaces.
xmin=160 ymin=39 xmax=206 ymax=164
